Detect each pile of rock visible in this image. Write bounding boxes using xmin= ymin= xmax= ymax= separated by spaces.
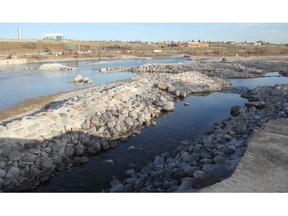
xmin=154 ymin=71 xmax=229 ymax=98
xmin=37 ymin=63 xmax=76 ymax=71
xmin=134 ymin=59 xmax=265 ymax=78
xmin=99 ymin=67 xmax=135 ymax=73
xmin=137 ymin=63 xmax=189 ymax=74
xmin=108 ymin=84 xmax=288 ymax=192
xmin=73 ymin=75 xmax=93 ymax=84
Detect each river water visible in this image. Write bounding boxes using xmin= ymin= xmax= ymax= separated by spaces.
xmin=33 ymin=73 xmax=288 ymax=192
xmin=0 ymin=57 xmax=187 ymax=111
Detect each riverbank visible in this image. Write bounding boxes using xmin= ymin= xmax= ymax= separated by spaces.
xmin=107 ymin=84 xmax=288 ymax=192
xmin=0 ymin=71 xmax=228 ymax=191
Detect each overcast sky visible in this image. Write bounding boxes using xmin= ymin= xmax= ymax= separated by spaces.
xmin=1 ymin=23 xmax=288 ymax=44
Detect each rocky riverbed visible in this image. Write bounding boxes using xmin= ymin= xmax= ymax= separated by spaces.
xmin=107 ymin=84 xmax=288 ymax=192
xmin=100 ymin=56 xmax=288 ymax=79
xmin=0 ymin=71 xmax=228 ymax=191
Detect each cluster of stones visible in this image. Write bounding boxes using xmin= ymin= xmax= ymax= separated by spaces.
xmin=135 ymin=61 xmax=264 ymax=79
xmin=37 ymin=63 xmax=76 ymax=71
xmin=0 ymin=71 xmax=227 ymax=191
xmin=108 ymin=84 xmax=288 ymax=192
xmin=99 ymin=67 xmax=135 ymax=73
xmin=74 ymin=75 xmax=93 ymax=84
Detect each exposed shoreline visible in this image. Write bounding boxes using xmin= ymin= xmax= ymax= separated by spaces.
xmin=2 ymin=55 xmax=287 ymax=121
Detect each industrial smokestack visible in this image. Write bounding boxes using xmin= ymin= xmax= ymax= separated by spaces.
xmin=17 ymin=27 xmax=22 ymax=40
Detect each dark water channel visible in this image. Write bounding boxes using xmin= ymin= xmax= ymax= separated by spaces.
xmin=33 ymin=73 xmax=288 ymax=192
xmin=30 ymin=71 xmax=288 ymax=192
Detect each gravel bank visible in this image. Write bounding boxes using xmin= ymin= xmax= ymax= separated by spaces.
xmin=107 ymin=84 xmax=288 ymax=192
xmin=100 ymin=56 xmax=288 ymax=79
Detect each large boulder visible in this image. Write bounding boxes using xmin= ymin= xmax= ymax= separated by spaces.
xmin=74 ymin=75 xmax=83 ymax=82
xmin=83 ymin=77 xmax=93 ymax=84
xmin=162 ymin=101 xmax=175 ymax=111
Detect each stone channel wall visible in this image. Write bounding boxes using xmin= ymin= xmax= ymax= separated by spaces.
xmin=107 ymin=84 xmax=288 ymax=192
xmin=0 ymin=71 xmax=228 ymax=191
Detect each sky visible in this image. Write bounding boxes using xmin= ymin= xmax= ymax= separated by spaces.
xmin=1 ymin=23 xmax=288 ymax=44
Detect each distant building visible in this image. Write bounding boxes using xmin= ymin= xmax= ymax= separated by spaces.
xmin=43 ymin=33 xmax=64 ymax=41
xmin=153 ymin=49 xmax=162 ymax=53
xmin=254 ymin=41 xmax=263 ymax=46
xmin=8 ymin=54 xmax=17 ymax=60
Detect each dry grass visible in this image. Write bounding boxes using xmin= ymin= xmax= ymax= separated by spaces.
xmin=1 ymin=40 xmax=288 ymax=60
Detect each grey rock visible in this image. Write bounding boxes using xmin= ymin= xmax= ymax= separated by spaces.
xmin=230 ymin=106 xmax=241 ymax=117
xmin=202 ymin=164 xmax=214 ymax=172
xmin=6 ymin=166 xmax=20 ymax=180
xmin=110 ymin=184 xmax=124 ymax=192
xmin=25 ymin=152 xmax=38 ymax=162
xmin=64 ymin=146 xmax=75 ymax=157
xmin=74 ymin=156 xmax=89 ymax=164
xmin=0 ymin=169 xmax=6 ymax=178
xmin=213 ymin=156 xmax=226 ymax=164
xmin=184 ymin=166 xmax=200 ymax=177
xmin=41 ymin=159 xmax=53 ymax=171
xmin=75 ymin=144 xmax=85 ymax=156
xmin=162 ymin=101 xmax=175 ymax=111
xmin=0 ymin=161 xmax=6 ymax=169
xmin=100 ymin=140 xmax=110 ymax=150
xmin=176 ymin=181 xmax=193 ymax=192
xmin=124 ymin=177 xmax=137 ymax=184
xmin=206 ymin=164 xmax=231 ymax=180
xmin=103 ymin=159 xmax=114 ymax=165
xmin=192 ymin=175 xmax=219 ymax=189
xmin=154 ymin=156 xmax=164 ymax=165
xmin=30 ymin=167 xmax=42 ymax=177
xmin=29 ymin=148 xmax=41 ymax=154
xmin=167 ymin=86 xmax=176 ymax=93
xmin=200 ymin=158 xmax=213 ymax=164
xmin=181 ymin=140 xmax=190 ymax=145
xmin=193 ymin=170 xmax=205 ymax=178
xmin=179 ymin=91 xmax=187 ymax=98
xmin=8 ymin=151 xmax=21 ymax=161
xmin=110 ymin=177 xmax=122 ymax=187
xmin=123 ymin=184 xmax=134 ymax=192
xmin=174 ymin=90 xmax=180 ymax=97
xmin=126 ymin=169 xmax=136 ymax=176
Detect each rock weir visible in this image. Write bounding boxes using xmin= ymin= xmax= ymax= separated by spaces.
xmin=0 ymin=71 xmax=228 ymax=191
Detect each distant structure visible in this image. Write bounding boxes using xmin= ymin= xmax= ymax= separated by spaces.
xmin=17 ymin=27 xmax=22 ymax=40
xmin=43 ymin=33 xmax=64 ymax=41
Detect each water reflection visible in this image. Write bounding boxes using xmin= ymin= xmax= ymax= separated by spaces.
xmin=34 ymin=92 xmax=246 ymax=192
xmin=0 ymin=57 xmax=186 ymax=111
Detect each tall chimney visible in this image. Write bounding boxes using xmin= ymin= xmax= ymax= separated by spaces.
xmin=17 ymin=27 xmax=22 ymax=40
